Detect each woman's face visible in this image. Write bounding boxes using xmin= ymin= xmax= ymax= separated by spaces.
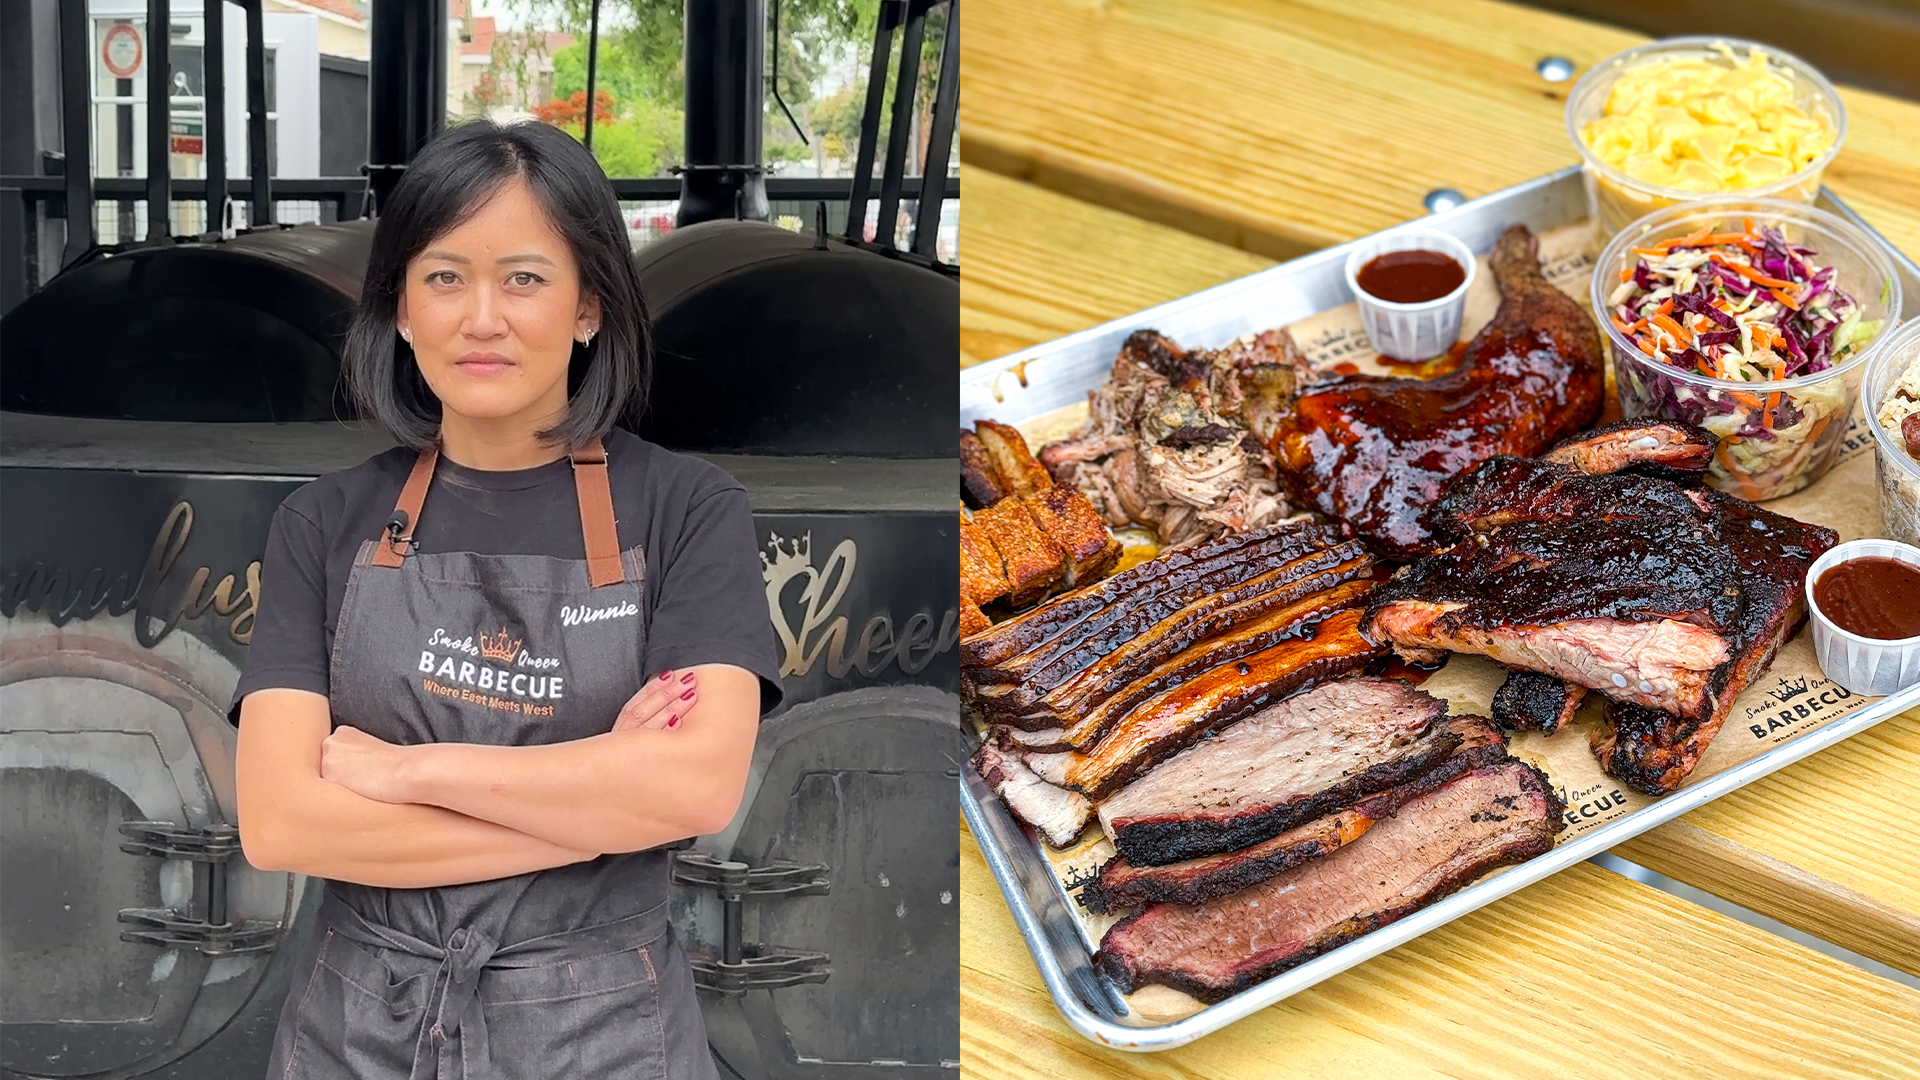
xmin=395 ymin=177 xmax=599 ymax=433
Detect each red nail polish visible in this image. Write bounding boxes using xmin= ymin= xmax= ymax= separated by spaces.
xmin=680 ymin=688 xmax=696 ymax=701
xmin=667 ymin=716 xmax=680 ymax=729
xmin=658 ymin=671 xmax=672 ymax=682
xmin=680 ymin=672 xmax=694 ymax=683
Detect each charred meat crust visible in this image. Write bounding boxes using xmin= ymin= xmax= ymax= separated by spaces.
xmin=1096 ymin=760 xmax=1564 ymax=1002
xmin=963 ymin=523 xmax=1342 ymax=669
xmin=1108 ymin=723 xmax=1461 ymax=866
xmin=976 ymin=540 xmax=1365 ymax=696
xmin=1055 ymin=578 xmax=1375 ymax=746
xmin=1542 ymin=419 xmax=1718 ymax=482
xmin=1066 ymin=611 xmax=1383 ymax=800
xmin=1085 ymin=810 xmax=1373 ymax=915
xmin=1087 ymin=726 xmax=1512 ymax=911
xmin=1365 ymin=516 xmax=1747 ymax=635
xmin=1491 ymin=670 xmax=1587 ymax=734
xmin=1434 ymin=455 xmax=1715 ymax=539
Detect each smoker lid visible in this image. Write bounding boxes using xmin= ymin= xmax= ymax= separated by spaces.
xmin=0 ymin=413 xmax=952 ymax=514
xmin=632 ymin=220 xmax=956 ymax=459
xmin=0 ymin=223 xmax=373 ymax=423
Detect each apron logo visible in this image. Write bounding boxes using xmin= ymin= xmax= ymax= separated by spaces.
xmin=418 ymin=626 xmax=566 ymax=716
xmin=478 ymin=627 xmax=522 ymax=661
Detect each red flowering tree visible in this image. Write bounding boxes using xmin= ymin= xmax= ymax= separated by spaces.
xmin=532 ymin=89 xmax=617 ymax=128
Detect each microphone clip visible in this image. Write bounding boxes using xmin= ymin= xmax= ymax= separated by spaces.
xmin=384 ymin=510 xmax=418 ymax=556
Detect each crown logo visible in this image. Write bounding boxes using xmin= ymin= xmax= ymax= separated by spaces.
xmin=478 ymin=626 xmax=522 ymax=663
xmin=1773 ymin=676 xmax=1812 ymax=701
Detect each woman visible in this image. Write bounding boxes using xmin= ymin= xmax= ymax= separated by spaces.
xmin=232 ymin=119 xmax=779 ymax=1079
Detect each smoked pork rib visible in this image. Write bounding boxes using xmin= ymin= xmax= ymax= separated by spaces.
xmin=1365 ymin=454 xmax=1835 ymax=793
xmin=1541 ymin=419 xmax=1716 ymax=482
xmin=1095 ymin=759 xmax=1564 ymax=1002
xmin=1064 ymin=610 xmax=1382 ymax=800
xmin=1084 ymin=715 xmax=1509 ymax=912
xmin=1098 ymin=677 xmax=1453 ymax=865
xmin=1364 ymin=518 xmax=1741 ymax=716
xmin=1266 ymin=225 xmax=1605 ymax=560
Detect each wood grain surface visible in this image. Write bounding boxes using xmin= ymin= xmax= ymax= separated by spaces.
xmin=960 ymin=0 xmax=1920 ymax=259
xmin=962 ymin=820 xmax=1920 ymax=1079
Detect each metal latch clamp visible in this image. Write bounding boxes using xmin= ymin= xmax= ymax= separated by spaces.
xmin=117 ymin=820 xmax=280 ymax=956
xmin=672 ymin=851 xmax=832 ymax=996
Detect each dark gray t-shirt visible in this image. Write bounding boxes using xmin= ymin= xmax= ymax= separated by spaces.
xmin=233 ymin=427 xmax=783 ymax=722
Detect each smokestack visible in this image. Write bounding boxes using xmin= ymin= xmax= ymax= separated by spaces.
xmin=678 ymin=0 xmax=768 ymax=226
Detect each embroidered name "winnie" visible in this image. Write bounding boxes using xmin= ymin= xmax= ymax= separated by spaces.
xmin=560 ymin=600 xmax=640 ymax=627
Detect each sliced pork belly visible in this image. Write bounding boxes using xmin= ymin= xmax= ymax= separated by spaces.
xmin=970 ymin=740 xmax=1092 ymax=848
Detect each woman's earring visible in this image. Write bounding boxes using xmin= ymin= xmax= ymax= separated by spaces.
xmin=582 ymin=329 xmax=596 ymax=346
xmin=399 ymin=328 xmax=413 ymax=344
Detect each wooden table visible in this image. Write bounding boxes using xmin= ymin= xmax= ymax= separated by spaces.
xmin=958 ymin=1 xmax=1920 ymax=1073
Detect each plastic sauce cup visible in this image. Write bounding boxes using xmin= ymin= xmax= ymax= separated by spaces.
xmin=1805 ymin=539 xmax=1920 ymax=696
xmin=1344 ymin=229 xmax=1477 ymax=363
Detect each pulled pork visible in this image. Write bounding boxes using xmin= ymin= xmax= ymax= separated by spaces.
xmin=1040 ymin=330 xmax=1294 ymax=549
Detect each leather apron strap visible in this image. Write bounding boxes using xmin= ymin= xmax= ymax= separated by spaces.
xmin=369 ymin=437 xmax=624 ymax=587
xmin=570 ymin=437 xmax=625 ymax=587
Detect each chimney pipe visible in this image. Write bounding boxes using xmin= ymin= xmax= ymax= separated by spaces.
xmin=678 ymin=0 xmax=768 ymax=226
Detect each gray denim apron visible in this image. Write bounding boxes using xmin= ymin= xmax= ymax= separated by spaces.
xmin=263 ymin=440 xmax=717 ymax=1080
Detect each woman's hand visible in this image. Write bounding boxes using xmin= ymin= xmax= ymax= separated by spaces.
xmin=320 ymin=725 xmax=414 ymax=804
xmin=611 ymin=669 xmax=699 ymax=732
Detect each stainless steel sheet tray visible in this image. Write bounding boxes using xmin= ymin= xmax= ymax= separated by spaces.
xmin=958 ymin=165 xmax=1920 ymax=1051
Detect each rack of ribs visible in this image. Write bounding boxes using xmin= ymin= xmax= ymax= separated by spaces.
xmin=1263 ymin=224 xmax=1606 ymax=560
xmin=1363 ymin=427 xmax=1836 ymax=794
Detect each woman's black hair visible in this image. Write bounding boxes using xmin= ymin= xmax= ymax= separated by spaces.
xmin=341 ymin=119 xmax=650 ymax=451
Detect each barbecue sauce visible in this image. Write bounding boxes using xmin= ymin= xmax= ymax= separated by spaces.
xmin=1813 ymin=557 xmax=1920 ymax=640
xmin=1355 ymin=250 xmax=1466 ymax=304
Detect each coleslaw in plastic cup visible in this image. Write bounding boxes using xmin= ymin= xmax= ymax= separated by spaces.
xmin=1594 ymin=197 xmax=1902 ymax=502
xmin=1566 ymin=37 xmax=1845 ymax=238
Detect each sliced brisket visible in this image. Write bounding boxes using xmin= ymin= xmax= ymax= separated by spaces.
xmin=1084 ymin=715 xmax=1509 ymax=911
xmin=1098 ymin=677 xmax=1451 ymax=865
xmin=1095 ymin=759 xmax=1563 ymax=1002
xmin=971 ymin=740 xmax=1092 ymax=848
xmin=962 ymin=523 xmax=1341 ymax=671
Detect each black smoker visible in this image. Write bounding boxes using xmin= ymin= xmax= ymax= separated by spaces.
xmin=0 ymin=1 xmax=960 ymax=1077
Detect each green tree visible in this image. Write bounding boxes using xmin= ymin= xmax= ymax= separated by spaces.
xmin=501 ymin=0 xmax=948 ymax=177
